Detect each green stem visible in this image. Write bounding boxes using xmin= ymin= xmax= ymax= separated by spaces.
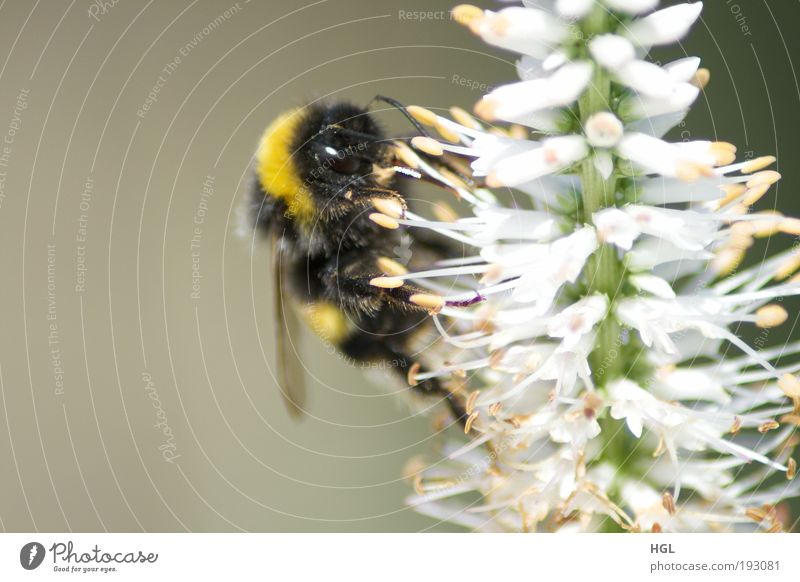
xmin=579 ymin=66 xmax=624 ymax=386
xmin=577 ymin=5 xmax=648 ymax=533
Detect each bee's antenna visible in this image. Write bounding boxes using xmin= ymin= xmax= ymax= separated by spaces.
xmin=370 ymin=95 xmax=431 ymax=138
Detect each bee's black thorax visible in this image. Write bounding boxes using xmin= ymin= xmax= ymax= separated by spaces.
xmin=251 ymin=101 xmax=402 ymax=257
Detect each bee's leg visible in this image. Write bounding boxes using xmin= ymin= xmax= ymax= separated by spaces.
xmin=408 ymin=371 xmax=470 ymax=430
xmin=340 ymin=333 xmax=468 ymax=428
xmin=351 ymin=187 xmax=408 ymax=217
xmin=393 ymin=351 xmax=469 ymax=428
xmin=329 ymin=271 xmax=446 ymax=314
xmin=321 ymin=251 xmax=444 ymax=313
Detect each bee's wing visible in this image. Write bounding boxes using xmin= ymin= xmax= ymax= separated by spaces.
xmin=271 ymin=233 xmax=307 ymax=418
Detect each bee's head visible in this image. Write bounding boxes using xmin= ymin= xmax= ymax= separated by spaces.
xmin=296 ymin=102 xmax=394 ymax=196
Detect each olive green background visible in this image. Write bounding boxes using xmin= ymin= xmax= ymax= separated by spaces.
xmin=0 ymin=0 xmax=797 ymax=532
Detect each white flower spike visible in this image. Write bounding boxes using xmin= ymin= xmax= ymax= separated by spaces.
xmin=402 ymin=1 xmax=798 ymax=533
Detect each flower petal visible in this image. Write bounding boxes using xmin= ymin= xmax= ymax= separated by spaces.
xmin=625 ymin=2 xmax=704 ymax=48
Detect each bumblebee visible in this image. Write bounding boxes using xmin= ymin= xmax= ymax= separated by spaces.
xmin=248 ymin=98 xmax=468 ymax=424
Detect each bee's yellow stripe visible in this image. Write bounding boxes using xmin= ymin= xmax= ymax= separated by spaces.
xmin=255 ymin=108 xmax=315 ymax=226
xmin=301 ymin=302 xmax=351 ymax=345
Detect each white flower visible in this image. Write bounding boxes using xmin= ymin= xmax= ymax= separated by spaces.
xmin=547 ymin=294 xmax=608 ymax=350
xmin=593 ymin=207 xmax=640 ymax=249
xmin=511 ymin=226 xmax=598 ymax=310
xmin=394 ymin=0 xmax=798 ymax=533
xmin=624 ymin=2 xmax=704 ymax=48
xmin=589 ymin=34 xmax=636 ymax=71
xmin=616 ymin=132 xmax=714 ymax=179
xmin=470 ymin=6 xmax=568 ymax=58
xmin=555 ymin=0 xmax=594 ymax=20
xmin=604 ymin=0 xmax=659 ymax=15
xmin=629 ymin=273 xmax=676 ymax=299
xmin=585 ymin=112 xmax=625 ymax=148
xmin=486 ymin=135 xmax=590 ymax=187
xmin=478 ymin=61 xmax=593 ymax=125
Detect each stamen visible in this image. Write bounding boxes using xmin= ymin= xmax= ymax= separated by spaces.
xmin=407 ymin=362 xmax=421 ymax=386
xmin=745 ymin=507 xmax=768 ymax=522
xmin=406 ymin=105 xmax=438 ymax=127
xmin=717 ymin=183 xmax=747 ymax=207
xmin=746 ymin=170 xmax=781 ymax=188
xmin=779 ymin=218 xmax=800 ymax=236
xmin=414 ymin=358 xmax=489 ymax=381
xmin=432 ymin=202 xmax=460 ymax=223
xmin=449 ymin=106 xmax=482 ymax=130
xmin=485 ymin=172 xmax=505 ymax=188
xmin=712 ymin=247 xmax=745 ymax=276
xmin=371 ymin=197 xmax=404 ymax=218
xmin=434 ymin=255 xmax=486 ymax=267
xmin=788 ymin=458 xmax=797 ymax=480
xmin=466 ymin=390 xmax=480 ymax=415
xmin=778 ymin=374 xmax=800 ymax=399
xmin=480 ymin=264 xmax=504 ymax=285
xmin=407 ymin=265 xmax=490 ymax=284
xmin=662 ymin=491 xmax=676 ymax=515
xmin=473 ymin=97 xmax=499 ymax=121
xmin=369 ymin=213 xmax=400 ymax=229
xmin=653 ymin=436 xmax=666 ymax=458
xmin=775 ymin=252 xmax=800 ymax=280
xmin=676 ymin=160 xmax=714 ymax=182
xmin=742 ymin=155 xmax=776 ymax=174
xmin=410 ymin=152 xmax=485 ymax=207
xmin=394 ymin=142 xmax=422 ymax=169
xmin=742 ymin=184 xmax=771 ymax=206
xmin=376 ymin=256 xmax=408 ymax=276
xmin=409 ymin=293 xmax=445 ymax=311
xmin=411 ymin=136 xmax=444 ymax=156
xmin=751 ymin=211 xmax=784 ymax=237
xmin=756 ymin=305 xmax=788 ymax=328
xmin=437 ymin=168 xmax=471 ymax=195
xmin=400 ymin=211 xmax=481 ymax=246
xmin=508 ymin=125 xmax=528 ymax=140
xmin=451 ymin=4 xmax=484 ymax=28
xmin=464 ymin=411 xmax=479 ymax=434
xmin=369 ymin=276 xmax=405 ymax=289
xmin=432 ymin=316 xmax=493 ymax=349
xmin=710 ymin=142 xmax=737 ymax=166
xmin=435 ymin=120 xmax=461 ymax=143
xmin=758 ymin=420 xmax=780 ymax=434
xmin=691 ymin=67 xmax=711 ymax=89
xmin=398 ymin=216 xmax=485 ymax=232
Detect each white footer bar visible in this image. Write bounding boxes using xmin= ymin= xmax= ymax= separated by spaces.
xmin=1 ymin=533 xmax=797 ymax=580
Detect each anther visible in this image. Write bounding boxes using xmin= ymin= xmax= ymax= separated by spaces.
xmin=369 ymin=213 xmax=400 ymax=229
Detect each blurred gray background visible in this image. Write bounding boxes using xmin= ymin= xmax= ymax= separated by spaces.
xmin=0 ymin=0 xmax=798 ymax=532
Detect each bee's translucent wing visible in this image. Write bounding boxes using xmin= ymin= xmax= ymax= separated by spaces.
xmin=271 ymin=233 xmax=307 ymax=418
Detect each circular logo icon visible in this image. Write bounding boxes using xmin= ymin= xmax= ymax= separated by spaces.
xmin=20 ymin=542 xmax=46 ymax=570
